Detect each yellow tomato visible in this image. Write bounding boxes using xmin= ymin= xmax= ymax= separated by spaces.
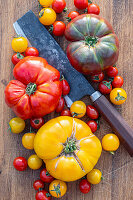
xmin=22 ymin=133 xmax=36 ymax=150
xmin=110 ymin=88 xmax=127 ymax=105
xmin=39 ymin=8 xmax=56 ymax=26
xmin=12 ymin=37 xmax=28 ymax=53
xmin=49 ymin=180 xmax=67 ymax=198
xmin=34 ymin=116 xmax=102 ymax=182
xmin=70 ymin=101 xmax=86 ymax=118
xmin=102 ymin=134 xmax=120 ymax=152
xmin=9 ymin=117 xmax=25 ymax=134
xmin=28 ymin=154 xmax=43 ymax=170
xmin=87 ymin=169 xmax=102 ymax=184
xmin=39 ymin=0 xmax=53 ymax=7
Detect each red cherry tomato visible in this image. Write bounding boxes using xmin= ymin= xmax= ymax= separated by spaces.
xmin=86 ymin=105 xmax=99 ymax=120
xmin=74 ymin=0 xmax=88 ymax=10
xmin=40 ymin=169 xmax=54 ymax=183
xmin=61 ymin=109 xmax=71 ymax=116
xmin=106 ymin=66 xmax=118 ymax=77
xmin=112 ymin=76 xmax=124 ymax=88
xmin=99 ymin=81 xmax=112 ymax=94
xmin=56 ymin=97 xmax=65 ymax=113
xmin=87 ymin=120 xmax=97 ymax=133
xmin=79 ymin=179 xmax=91 ymax=194
xmin=87 ymin=3 xmax=100 ymax=15
xmin=67 ymin=11 xmax=80 ymax=22
xmin=25 ymin=47 xmax=39 ymax=57
xmin=91 ymin=72 xmax=104 ymax=83
xmin=12 ymin=53 xmax=24 ymax=65
xmin=13 ymin=157 xmax=27 ymax=171
xmin=61 ymin=78 xmax=70 ymax=96
xmin=52 ymin=0 xmax=66 ymax=13
xmin=36 ymin=190 xmax=51 ymax=200
xmin=50 ymin=21 xmax=66 ymax=36
xmin=33 ymin=180 xmax=44 ymax=191
xmin=30 ymin=117 xmax=44 ymax=129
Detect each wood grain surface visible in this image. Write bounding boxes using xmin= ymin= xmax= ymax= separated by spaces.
xmin=0 ymin=0 xmax=133 ymax=199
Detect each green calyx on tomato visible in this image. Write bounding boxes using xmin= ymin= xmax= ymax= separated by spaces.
xmin=49 ymin=25 xmax=54 ymax=33
xmin=110 ymin=151 xmax=115 ymax=155
xmin=64 ymin=139 xmax=77 ymax=154
xmin=39 ymin=9 xmax=44 ymax=18
xmin=88 ymin=0 xmax=92 ymax=3
xmin=17 ymin=52 xmax=24 ymax=59
xmin=102 ymin=81 xmax=112 ymax=89
xmin=85 ymin=36 xmax=98 ymax=47
xmin=66 ymin=17 xmax=72 ymax=22
xmin=72 ymin=112 xmax=83 ymax=117
xmin=34 ymin=119 xmax=40 ymax=124
xmin=63 ymin=7 xmax=68 ymax=12
xmin=51 ymin=183 xmax=61 ymax=197
xmin=26 ymin=83 xmax=37 ymax=96
xmin=46 ymin=171 xmax=50 ymax=176
xmin=115 ymin=92 xmax=126 ymax=101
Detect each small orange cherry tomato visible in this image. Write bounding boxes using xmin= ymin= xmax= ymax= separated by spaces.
xmin=22 ymin=133 xmax=36 ymax=150
xmin=110 ymin=88 xmax=127 ymax=105
xmin=49 ymin=180 xmax=67 ymax=198
xmin=102 ymin=134 xmax=120 ymax=152
xmin=39 ymin=0 xmax=53 ymax=7
xmin=39 ymin=8 xmax=56 ymax=26
xmin=12 ymin=37 xmax=28 ymax=53
xmin=70 ymin=101 xmax=86 ymax=118
xmin=87 ymin=169 xmax=102 ymax=184
xmin=9 ymin=117 xmax=25 ymax=134
xmin=28 ymin=154 xmax=43 ymax=170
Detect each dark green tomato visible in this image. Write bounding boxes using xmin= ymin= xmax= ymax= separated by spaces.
xmin=65 ymin=14 xmax=119 ymax=75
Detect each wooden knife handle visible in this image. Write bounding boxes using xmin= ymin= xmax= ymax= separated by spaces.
xmin=93 ymin=95 xmax=133 ymax=156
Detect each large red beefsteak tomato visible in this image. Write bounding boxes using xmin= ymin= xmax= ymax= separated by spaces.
xmin=65 ymin=14 xmax=119 ymax=75
xmin=5 ymin=57 xmax=62 ymax=119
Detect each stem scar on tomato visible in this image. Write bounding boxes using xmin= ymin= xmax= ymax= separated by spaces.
xmin=115 ymin=92 xmax=126 ymax=101
xmin=51 ymin=184 xmax=61 ymax=197
xmin=72 ymin=112 xmax=83 ymax=118
xmin=26 ymin=83 xmax=37 ymax=96
xmin=102 ymin=81 xmax=112 ymax=89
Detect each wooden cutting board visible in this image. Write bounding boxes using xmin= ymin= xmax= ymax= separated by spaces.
xmin=0 ymin=0 xmax=133 ymax=199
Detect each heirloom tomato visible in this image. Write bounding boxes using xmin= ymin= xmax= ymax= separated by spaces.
xmin=34 ymin=116 xmax=102 ymax=182
xmin=5 ymin=57 xmax=62 ymax=119
xmin=65 ymin=14 xmax=119 ymax=75
xmin=39 ymin=8 xmax=56 ymax=26
xmin=49 ymin=180 xmax=67 ymax=198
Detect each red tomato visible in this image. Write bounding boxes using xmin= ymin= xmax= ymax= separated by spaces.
xmin=33 ymin=180 xmax=44 ymax=191
xmin=99 ymin=81 xmax=112 ymax=94
xmin=74 ymin=0 xmax=88 ymax=10
xmin=52 ymin=0 xmax=66 ymax=13
xmin=61 ymin=78 xmax=70 ymax=95
xmin=30 ymin=117 xmax=44 ymax=129
xmin=56 ymin=97 xmax=65 ymax=113
xmin=61 ymin=109 xmax=71 ymax=116
xmin=13 ymin=157 xmax=27 ymax=171
xmin=86 ymin=105 xmax=99 ymax=119
xmin=50 ymin=21 xmax=66 ymax=36
xmin=112 ymin=76 xmax=124 ymax=88
xmin=67 ymin=11 xmax=80 ymax=22
xmin=91 ymin=72 xmax=104 ymax=83
xmin=87 ymin=120 xmax=97 ymax=133
xmin=25 ymin=47 xmax=39 ymax=57
xmin=40 ymin=169 xmax=54 ymax=183
xmin=87 ymin=3 xmax=100 ymax=15
xmin=106 ymin=66 xmax=118 ymax=77
xmin=12 ymin=53 xmax=24 ymax=65
xmin=79 ymin=179 xmax=91 ymax=194
xmin=36 ymin=190 xmax=51 ymax=200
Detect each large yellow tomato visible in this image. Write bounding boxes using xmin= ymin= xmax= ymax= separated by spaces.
xmin=34 ymin=116 xmax=102 ymax=182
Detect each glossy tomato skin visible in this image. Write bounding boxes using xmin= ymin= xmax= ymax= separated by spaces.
xmin=22 ymin=133 xmax=36 ymax=150
xmin=99 ymin=81 xmax=112 ymax=94
xmin=110 ymin=88 xmax=127 ymax=105
xmin=49 ymin=180 xmax=67 ymax=198
xmin=36 ymin=190 xmax=51 ymax=200
xmin=52 ymin=21 xmax=66 ymax=36
xmin=30 ymin=117 xmax=44 ymax=129
xmin=39 ymin=8 xmax=56 ymax=26
xmin=56 ymin=97 xmax=65 ymax=113
xmin=12 ymin=37 xmax=28 ymax=53
xmin=13 ymin=157 xmax=27 ymax=171
xmin=79 ymin=179 xmax=91 ymax=194
xmin=5 ymin=57 xmax=62 ymax=119
xmin=87 ymin=3 xmax=100 ymax=15
xmin=61 ymin=79 xmax=70 ymax=95
xmin=12 ymin=53 xmax=24 ymax=65
xmin=70 ymin=101 xmax=86 ymax=118
xmin=87 ymin=120 xmax=97 ymax=133
xmin=39 ymin=0 xmax=53 ymax=8
xmin=74 ymin=0 xmax=88 ymax=10
xmin=40 ymin=169 xmax=54 ymax=183
xmin=106 ymin=66 xmax=118 ymax=77
xmin=52 ymin=0 xmax=66 ymax=13
xmin=102 ymin=134 xmax=120 ymax=151
xmin=33 ymin=180 xmax=44 ymax=191
xmin=67 ymin=11 xmax=80 ymax=21
xmin=91 ymin=72 xmax=104 ymax=83
xmin=25 ymin=47 xmax=39 ymax=57
xmin=86 ymin=105 xmax=99 ymax=119
xmin=28 ymin=154 xmax=43 ymax=170
xmin=61 ymin=109 xmax=71 ymax=116
xmin=9 ymin=117 xmax=25 ymax=134
xmin=87 ymin=169 xmax=102 ymax=184
xmin=112 ymin=76 xmax=124 ymax=88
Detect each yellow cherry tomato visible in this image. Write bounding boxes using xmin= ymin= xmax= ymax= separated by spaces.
xmin=110 ymin=88 xmax=127 ymax=105
xmin=49 ymin=180 xmax=67 ymax=198
xmin=12 ymin=37 xmax=28 ymax=53
xmin=102 ymin=134 xmax=120 ymax=152
xmin=39 ymin=0 xmax=53 ymax=7
xmin=22 ymin=133 xmax=36 ymax=150
xmin=39 ymin=8 xmax=56 ymax=26
xmin=28 ymin=154 xmax=43 ymax=170
xmin=70 ymin=101 xmax=86 ymax=118
xmin=9 ymin=117 xmax=25 ymax=134
xmin=87 ymin=169 xmax=102 ymax=184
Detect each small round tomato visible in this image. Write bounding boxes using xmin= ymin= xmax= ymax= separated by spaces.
xmin=87 ymin=169 xmax=102 ymax=184
xmin=66 ymin=11 xmax=79 ymax=22
xmin=99 ymin=81 xmax=112 ymax=94
xmin=106 ymin=66 xmax=118 ymax=77
xmin=110 ymin=88 xmax=127 ymax=105
xmin=25 ymin=47 xmax=39 ymax=57
xmin=86 ymin=105 xmax=99 ymax=119
xmin=112 ymin=76 xmax=124 ymax=88
xmin=28 ymin=154 xmax=43 ymax=170
xmin=40 ymin=169 xmax=54 ymax=183
xmin=36 ymin=190 xmax=51 ymax=200
xmin=13 ymin=157 xmax=27 ymax=171
xmin=91 ymin=72 xmax=104 ymax=83
xmin=33 ymin=180 xmax=44 ymax=191
xmin=79 ymin=179 xmax=91 ymax=194
xmin=30 ymin=117 xmax=44 ymax=129
xmin=102 ymin=134 xmax=120 ymax=152
xmin=56 ymin=97 xmax=65 ymax=113
xmin=61 ymin=109 xmax=71 ymax=116
xmin=9 ymin=117 xmax=25 ymax=134
xmin=87 ymin=120 xmax=97 ymax=133
xmin=52 ymin=0 xmax=66 ymax=13
xmin=22 ymin=133 xmax=36 ymax=150
xmin=87 ymin=3 xmax=100 ymax=15
xmin=74 ymin=0 xmax=88 ymax=10
xmin=12 ymin=53 xmax=24 ymax=65
xmin=39 ymin=0 xmax=53 ymax=7
xmin=61 ymin=77 xmax=70 ymax=95
xmin=39 ymin=8 xmax=56 ymax=26
xmin=49 ymin=21 xmax=66 ymax=36
xmin=70 ymin=101 xmax=86 ymax=118
xmin=49 ymin=180 xmax=67 ymax=198
xmin=12 ymin=37 xmax=28 ymax=53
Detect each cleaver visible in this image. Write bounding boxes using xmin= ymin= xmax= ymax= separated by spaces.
xmin=13 ymin=10 xmax=133 ymax=156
